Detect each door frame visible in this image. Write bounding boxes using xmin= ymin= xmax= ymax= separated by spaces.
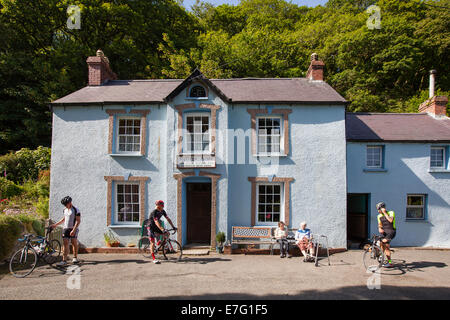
xmin=173 ymin=171 xmax=221 ymax=248
xmin=347 ymin=193 xmax=370 ymax=241
xmin=186 ymin=182 xmax=212 ymax=244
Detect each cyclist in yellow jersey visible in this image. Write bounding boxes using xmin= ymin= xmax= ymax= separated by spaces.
xmin=376 ymin=202 xmax=396 ymax=268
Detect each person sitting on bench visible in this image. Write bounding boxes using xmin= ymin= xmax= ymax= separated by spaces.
xmin=274 ymin=221 xmax=291 ymax=258
xmin=295 ymin=222 xmax=315 ymax=262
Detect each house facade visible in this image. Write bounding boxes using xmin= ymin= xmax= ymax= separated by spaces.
xmin=49 ymin=51 xmax=450 ymax=249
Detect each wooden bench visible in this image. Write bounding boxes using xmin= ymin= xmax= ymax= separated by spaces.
xmin=231 ymin=226 xmax=275 ymax=253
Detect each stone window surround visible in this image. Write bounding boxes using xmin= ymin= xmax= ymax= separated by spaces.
xmin=104 ymin=176 xmax=149 ymax=226
xmin=248 ymin=177 xmax=294 ymax=227
xmin=246 ymin=108 xmax=292 ymax=156
xmin=173 ymin=171 xmax=221 ymax=247
xmin=175 ymin=103 xmax=220 ymax=156
xmin=105 ymin=109 xmax=150 ymax=155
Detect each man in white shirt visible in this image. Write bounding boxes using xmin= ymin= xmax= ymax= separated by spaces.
xmin=51 ymin=196 xmax=81 ymax=266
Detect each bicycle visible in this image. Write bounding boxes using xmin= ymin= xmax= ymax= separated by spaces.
xmin=9 ymin=226 xmax=62 ymax=278
xmin=138 ymin=228 xmax=182 ymax=262
xmin=363 ymin=234 xmax=385 ymax=272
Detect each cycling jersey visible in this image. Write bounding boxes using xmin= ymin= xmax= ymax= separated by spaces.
xmin=377 ymin=210 xmax=396 ymax=231
xmin=149 ymin=209 xmax=167 ymax=232
xmin=63 ymin=206 xmax=80 ymax=229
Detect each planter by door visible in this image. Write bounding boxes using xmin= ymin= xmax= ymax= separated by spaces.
xmin=186 ymin=183 xmax=212 ymax=244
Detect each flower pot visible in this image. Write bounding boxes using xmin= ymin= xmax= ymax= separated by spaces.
xmin=223 ymin=245 xmax=232 ymax=255
xmin=106 ymin=241 xmax=120 ymax=247
xmin=216 ymin=246 xmax=223 ymax=253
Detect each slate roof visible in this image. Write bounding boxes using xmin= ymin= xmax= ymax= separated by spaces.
xmin=346 ymin=113 xmax=450 ymax=142
xmin=51 ymin=78 xmax=347 ymax=105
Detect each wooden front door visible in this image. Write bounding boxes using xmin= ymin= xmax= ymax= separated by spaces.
xmin=186 ymin=183 xmax=212 ymax=244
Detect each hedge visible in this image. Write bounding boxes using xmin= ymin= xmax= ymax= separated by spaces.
xmin=0 ymin=177 xmax=23 ymax=199
xmin=0 ymin=215 xmax=23 ymax=261
xmin=0 ymin=146 xmax=51 ymax=183
xmin=0 ymin=214 xmax=46 ymax=261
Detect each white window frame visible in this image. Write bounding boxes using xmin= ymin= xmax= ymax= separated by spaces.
xmin=255 ymin=182 xmax=284 ymax=226
xmin=406 ymin=194 xmax=426 ymax=220
xmin=366 ymin=145 xmax=383 ymax=168
xmin=115 ymin=182 xmax=140 ymax=225
xmin=183 ymin=112 xmax=211 ymax=155
xmin=116 ymin=116 xmax=142 ymax=154
xmin=256 ymin=116 xmax=283 ymax=156
xmin=430 ymin=146 xmax=445 ymax=169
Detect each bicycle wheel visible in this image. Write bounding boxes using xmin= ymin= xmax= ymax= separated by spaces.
xmin=43 ymin=239 xmax=61 ymax=264
xmin=163 ymin=240 xmax=183 ymax=261
xmin=363 ymin=245 xmax=384 ymax=272
xmin=9 ymin=246 xmax=38 ymax=278
xmin=138 ymin=237 xmax=151 ymax=257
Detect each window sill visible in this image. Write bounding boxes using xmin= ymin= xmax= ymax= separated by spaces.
xmin=185 ymin=97 xmax=208 ymax=101
xmin=405 ymin=219 xmax=428 ymax=223
xmin=108 ymin=224 xmax=141 ymax=229
xmin=253 ymin=153 xmax=288 ymax=157
xmin=363 ymin=168 xmax=388 ymax=172
xmin=428 ymin=169 xmax=450 ymax=173
xmin=109 ymin=153 xmax=143 ymax=157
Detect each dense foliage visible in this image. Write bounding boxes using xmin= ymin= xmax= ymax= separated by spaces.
xmin=0 ymin=0 xmax=449 ymax=154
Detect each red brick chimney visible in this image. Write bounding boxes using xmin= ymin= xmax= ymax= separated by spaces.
xmin=306 ymin=53 xmax=325 ymax=81
xmin=86 ymin=49 xmax=117 ymax=86
xmin=418 ymin=70 xmax=448 ymax=117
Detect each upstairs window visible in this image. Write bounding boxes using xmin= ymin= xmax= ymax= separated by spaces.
xmin=117 ymin=117 xmax=141 ymax=153
xmin=184 ymin=113 xmax=211 ymax=154
xmin=257 ymin=117 xmax=282 ymax=154
xmin=430 ymin=147 xmax=445 ymax=168
xmin=189 ymin=85 xmax=207 ymax=98
xmin=366 ymin=146 xmax=383 ymax=168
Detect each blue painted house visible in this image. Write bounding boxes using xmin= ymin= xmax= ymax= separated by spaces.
xmin=49 ymin=51 xmax=450 ymax=249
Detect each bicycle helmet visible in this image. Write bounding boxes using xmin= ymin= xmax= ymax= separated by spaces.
xmin=376 ymin=202 xmax=386 ymax=210
xmin=155 ymin=200 xmax=164 ymax=207
xmin=61 ymin=196 xmax=72 ymax=206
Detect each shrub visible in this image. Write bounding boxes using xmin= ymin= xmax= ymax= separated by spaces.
xmin=0 ymin=177 xmax=23 ymax=199
xmin=0 ymin=147 xmax=51 ymax=183
xmin=0 ymin=215 xmax=23 ymax=261
xmin=36 ymin=197 xmax=49 ymax=219
xmin=22 ymin=180 xmax=49 ymax=199
xmin=32 ymin=219 xmax=45 ymax=236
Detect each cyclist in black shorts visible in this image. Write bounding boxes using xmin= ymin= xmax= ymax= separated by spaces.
xmin=147 ymin=200 xmax=176 ymax=264
xmin=376 ymin=202 xmax=396 ymax=268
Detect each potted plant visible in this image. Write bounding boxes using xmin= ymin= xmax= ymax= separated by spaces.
xmin=104 ymin=230 xmax=120 ymax=247
xmin=215 ymin=232 xmax=226 ymax=253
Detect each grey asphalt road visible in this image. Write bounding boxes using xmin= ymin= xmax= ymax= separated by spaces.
xmin=1 ymin=249 xmax=449 ymax=300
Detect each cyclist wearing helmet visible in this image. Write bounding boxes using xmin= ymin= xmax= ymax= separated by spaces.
xmin=147 ymin=200 xmax=176 ymax=264
xmin=51 ymin=196 xmax=81 ymax=266
xmin=376 ymin=202 xmax=396 ymax=268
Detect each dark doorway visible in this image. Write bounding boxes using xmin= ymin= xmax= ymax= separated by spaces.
xmin=186 ymin=183 xmax=212 ymax=244
xmin=347 ymin=194 xmax=369 ymax=245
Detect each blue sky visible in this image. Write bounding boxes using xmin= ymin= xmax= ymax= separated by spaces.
xmin=181 ymin=0 xmax=329 ymax=10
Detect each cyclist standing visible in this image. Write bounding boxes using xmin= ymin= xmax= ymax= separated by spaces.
xmin=147 ymin=200 xmax=176 ymax=264
xmin=376 ymin=202 xmax=396 ymax=268
xmin=51 ymin=196 xmax=81 ymax=266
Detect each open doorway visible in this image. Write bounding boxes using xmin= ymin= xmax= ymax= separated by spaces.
xmin=347 ymin=193 xmax=369 ymax=248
